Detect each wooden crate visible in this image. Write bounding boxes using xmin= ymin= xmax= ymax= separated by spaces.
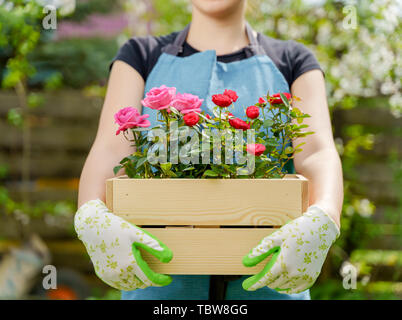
xmin=105 ymin=174 xmax=308 ymax=275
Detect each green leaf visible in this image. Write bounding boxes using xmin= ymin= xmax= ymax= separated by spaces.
xmin=113 ymin=165 xmax=123 ymax=175
xmin=263 ymin=119 xmax=274 ymax=128
xmin=166 ymin=170 xmax=177 ymax=177
xmin=294 ymin=142 xmax=306 ymax=149
xmin=279 ymin=93 xmax=291 ymax=109
xmin=266 ymin=139 xmax=279 ymax=147
xmin=7 ymin=108 xmax=23 ymax=127
xmin=160 ymin=162 xmax=172 ymax=172
xmin=136 ymin=157 xmax=148 ymax=169
xmin=203 ymin=170 xmax=219 ymax=177
xmin=223 ymin=164 xmax=236 ymax=174
xmin=27 ymin=92 xmax=44 ymax=109
xmin=183 ymin=166 xmax=195 ymax=171
xmin=285 ymin=146 xmax=294 ymax=154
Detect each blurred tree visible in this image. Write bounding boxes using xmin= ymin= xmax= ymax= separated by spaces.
xmin=0 ymin=1 xmax=72 ymax=231
xmin=1 ymin=0 xmax=46 ymax=205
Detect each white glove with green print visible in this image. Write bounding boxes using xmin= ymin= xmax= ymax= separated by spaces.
xmin=242 ymin=205 xmax=340 ymax=294
xmin=74 ymin=199 xmax=173 ymax=291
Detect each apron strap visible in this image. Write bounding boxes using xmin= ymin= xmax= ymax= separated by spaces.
xmin=161 ymin=23 xmax=191 ymax=55
xmin=162 ymin=21 xmax=265 ymax=57
xmin=244 ymin=21 xmax=265 ymax=57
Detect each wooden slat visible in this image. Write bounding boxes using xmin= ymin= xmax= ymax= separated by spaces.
xmin=141 ymin=228 xmax=276 ymax=275
xmin=106 ymin=178 xmax=114 ymax=212
xmin=0 ymin=151 xmax=86 ymax=178
xmin=0 ymin=119 xmax=97 ymax=150
xmin=107 ymin=175 xmax=307 ymax=226
xmin=0 ymin=90 xmax=102 ymax=120
xmin=299 ymin=174 xmax=309 ymax=212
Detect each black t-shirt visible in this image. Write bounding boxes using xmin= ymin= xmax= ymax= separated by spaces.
xmin=111 ymin=30 xmax=322 ymax=89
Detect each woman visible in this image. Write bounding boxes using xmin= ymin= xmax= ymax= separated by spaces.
xmin=75 ymin=0 xmax=343 ymax=300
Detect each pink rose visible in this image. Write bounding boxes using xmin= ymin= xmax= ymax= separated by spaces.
xmin=114 ymin=107 xmax=150 ymax=135
xmin=141 ymin=85 xmax=176 ymax=110
xmin=171 ymin=93 xmax=203 ymax=115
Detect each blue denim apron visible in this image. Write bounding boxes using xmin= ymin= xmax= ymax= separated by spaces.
xmin=122 ymin=22 xmax=310 ymax=300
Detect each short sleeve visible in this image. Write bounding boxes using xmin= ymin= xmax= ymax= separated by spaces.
xmin=109 ymin=32 xmax=178 ymax=81
xmin=286 ymin=40 xmax=324 ymax=84
xmin=109 ymin=38 xmax=148 ymax=80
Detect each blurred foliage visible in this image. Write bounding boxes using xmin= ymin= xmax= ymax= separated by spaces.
xmin=0 ymin=185 xmax=75 ymax=219
xmin=0 ymin=1 xmax=42 ymax=88
xmin=351 ymin=250 xmax=402 ymax=268
xmin=63 ymin=0 xmax=120 ymax=22
xmin=87 ymin=289 xmax=121 ymax=300
xmin=0 ymin=1 xmax=121 ymax=88
xmin=138 ymin=0 xmax=191 ymax=35
xmin=0 ymin=1 xmax=75 ymax=226
xmin=310 ymin=279 xmax=400 ymax=300
xmin=0 ymin=0 xmax=400 ymax=300
xmin=28 ymin=38 xmax=118 ymax=88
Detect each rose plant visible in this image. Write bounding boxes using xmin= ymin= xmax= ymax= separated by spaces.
xmin=113 ymin=86 xmax=313 ymax=179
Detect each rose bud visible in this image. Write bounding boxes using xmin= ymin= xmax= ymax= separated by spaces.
xmin=270 ymin=93 xmax=291 ymax=104
xmin=229 ymin=117 xmax=250 ymax=130
xmin=246 ymin=105 xmax=260 ymax=119
xmin=223 ymin=89 xmax=238 ymax=102
xmin=212 ymin=94 xmax=233 ymax=107
xmin=183 ymin=112 xmax=200 ymax=127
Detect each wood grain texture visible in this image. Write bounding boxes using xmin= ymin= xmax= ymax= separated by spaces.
xmin=141 ymin=228 xmax=276 ymax=275
xmin=106 ymin=179 xmax=113 ymax=212
xmin=298 ymin=174 xmax=309 ymax=213
xmin=106 ymin=175 xmax=308 ymax=226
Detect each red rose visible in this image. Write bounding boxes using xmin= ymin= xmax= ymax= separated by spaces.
xmin=223 ymin=89 xmax=238 ymax=102
xmin=270 ymin=93 xmax=291 ymax=104
xmin=246 ymin=105 xmax=260 ymax=119
xmin=258 ymin=97 xmax=266 ymax=104
xmin=229 ymin=117 xmax=250 ymax=130
xmin=246 ymin=144 xmax=266 ymax=156
xmin=205 ymin=114 xmax=211 ymax=120
xmin=183 ymin=112 xmax=199 ymax=126
xmin=212 ymin=94 xmax=233 ymax=107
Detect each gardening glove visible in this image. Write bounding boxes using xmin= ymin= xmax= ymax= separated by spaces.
xmin=242 ymin=204 xmax=340 ymax=294
xmin=74 ymin=199 xmax=173 ymax=291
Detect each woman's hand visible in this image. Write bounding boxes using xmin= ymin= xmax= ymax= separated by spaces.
xmin=242 ymin=205 xmax=340 ymax=294
xmin=74 ymin=199 xmax=173 ymax=291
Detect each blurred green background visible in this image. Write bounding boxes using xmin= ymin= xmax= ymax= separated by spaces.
xmin=0 ymin=0 xmax=401 ymax=300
